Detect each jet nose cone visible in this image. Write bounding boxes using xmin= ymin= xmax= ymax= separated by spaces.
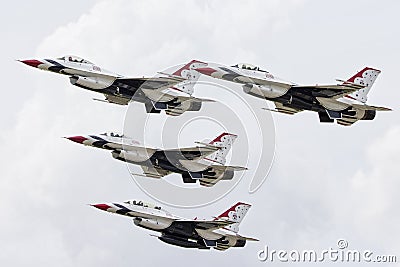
xmin=91 ymin=204 xmax=111 ymax=211
xmin=65 ymin=136 xmax=88 ymax=144
xmin=195 ymin=67 xmax=217 ymax=76
xmin=19 ymin=59 xmax=43 ymax=68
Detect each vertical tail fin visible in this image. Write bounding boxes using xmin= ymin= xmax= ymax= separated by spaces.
xmin=215 ymin=202 xmax=251 ymax=233
xmin=171 ymin=60 xmax=207 ymax=95
xmin=346 ymin=67 xmax=381 ymax=103
xmin=205 ymin=133 xmax=237 ymax=165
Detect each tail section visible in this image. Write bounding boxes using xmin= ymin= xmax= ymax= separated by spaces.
xmin=171 ymin=60 xmax=207 ymax=95
xmin=346 ymin=67 xmax=381 ymax=103
xmin=205 ymin=133 xmax=237 ymax=165
xmin=215 ymin=202 xmax=251 ymax=233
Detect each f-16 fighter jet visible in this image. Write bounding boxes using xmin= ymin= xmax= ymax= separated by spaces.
xmin=195 ymin=63 xmax=391 ymax=125
xmin=91 ymin=200 xmax=257 ymax=250
xmin=19 ymin=56 xmax=211 ymax=116
xmin=65 ymin=132 xmax=246 ymax=187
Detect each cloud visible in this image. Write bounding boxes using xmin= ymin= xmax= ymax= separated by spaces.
xmin=3 ymin=0 xmax=400 ymax=266
xmin=36 ymin=0 xmax=304 ymax=72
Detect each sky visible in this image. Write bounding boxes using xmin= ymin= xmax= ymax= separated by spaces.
xmin=1 ymin=0 xmax=399 ymax=266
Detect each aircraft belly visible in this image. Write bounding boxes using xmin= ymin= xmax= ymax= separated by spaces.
xmin=134 ymin=217 xmax=173 ymax=230
xmin=141 ymin=89 xmax=175 ymax=102
xmin=262 ymin=85 xmax=290 ymax=98
xmin=316 ymin=97 xmax=350 ymax=111
xmin=178 ymin=160 xmax=207 ymax=172
xmin=117 ymin=149 xmax=154 ymax=163
xmin=195 ymin=229 xmax=223 ymax=241
xmin=72 ymin=76 xmax=116 ymax=90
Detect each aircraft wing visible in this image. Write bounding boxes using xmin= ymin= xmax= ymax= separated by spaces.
xmin=163 ymin=146 xmax=219 ymax=161
xmin=235 ymin=76 xmax=291 ymax=88
xmin=290 ymin=84 xmax=360 ymax=98
xmin=172 ymin=219 xmax=235 ymax=231
xmin=92 ymin=77 xmax=187 ymax=105
xmin=116 ymin=76 xmax=185 ymax=91
xmin=114 ymin=143 xmax=157 ymax=155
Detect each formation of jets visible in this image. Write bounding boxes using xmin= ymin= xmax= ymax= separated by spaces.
xmin=20 ymin=56 xmax=390 ymax=250
xmin=91 ymin=200 xmax=257 ymax=250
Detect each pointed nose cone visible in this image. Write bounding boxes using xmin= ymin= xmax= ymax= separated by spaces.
xmin=195 ymin=67 xmax=217 ymax=76
xmin=65 ymin=136 xmax=88 ymax=144
xmin=19 ymin=59 xmax=43 ymax=68
xmin=91 ymin=204 xmax=111 ymax=211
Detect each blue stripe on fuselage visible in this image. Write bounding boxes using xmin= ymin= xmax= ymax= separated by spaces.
xmin=45 ymin=59 xmax=66 ymax=73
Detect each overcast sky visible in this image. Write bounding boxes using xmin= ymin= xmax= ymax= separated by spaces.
xmin=1 ymin=0 xmax=399 ymax=266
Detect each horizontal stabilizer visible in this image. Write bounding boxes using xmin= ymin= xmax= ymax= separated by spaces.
xmin=93 ymin=98 xmax=111 ymax=103
xmin=335 ymin=79 xmax=366 ymax=89
xmin=262 ymin=107 xmax=299 ymax=115
xmin=237 ymin=235 xmax=259 ymax=242
xmin=193 ymin=98 xmax=215 ymax=102
xmin=194 ymin=141 xmax=223 ymax=149
xmin=352 ymin=103 xmax=392 ymax=111
xmin=156 ymin=72 xmax=186 ymax=82
xmin=130 ymin=172 xmax=163 ymax=179
xmin=214 ymin=165 xmax=248 ymax=172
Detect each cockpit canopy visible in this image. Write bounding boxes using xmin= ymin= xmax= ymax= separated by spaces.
xmin=123 ymin=199 xmax=162 ymax=210
xmin=231 ymin=63 xmax=268 ymax=73
xmin=100 ymin=132 xmax=123 ymax=138
xmin=57 ymin=55 xmax=93 ymax=64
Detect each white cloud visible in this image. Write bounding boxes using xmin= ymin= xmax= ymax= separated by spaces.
xmin=2 ymin=0 xmax=400 ymax=266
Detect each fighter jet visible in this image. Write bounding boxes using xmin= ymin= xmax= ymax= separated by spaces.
xmin=19 ymin=56 xmax=211 ymax=116
xmin=91 ymin=199 xmax=257 ymax=250
xmin=195 ymin=63 xmax=391 ymax=125
xmin=65 ymin=132 xmax=246 ymax=187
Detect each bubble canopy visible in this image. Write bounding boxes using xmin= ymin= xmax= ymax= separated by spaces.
xmin=57 ymin=55 xmax=94 ymax=64
xmin=99 ymin=132 xmax=123 ymax=138
xmin=123 ymin=199 xmax=162 ymax=210
xmin=231 ymin=63 xmax=269 ymax=73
